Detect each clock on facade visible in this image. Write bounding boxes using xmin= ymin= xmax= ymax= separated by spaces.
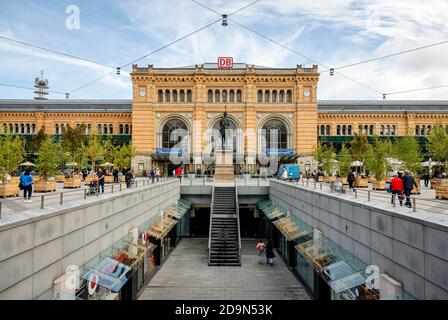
xmin=304 ymin=90 xmax=310 ymax=97
xmin=139 ymin=89 xmax=146 ymax=97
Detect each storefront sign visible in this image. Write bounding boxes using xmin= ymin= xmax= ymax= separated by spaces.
xmin=156 ymin=148 xmax=186 ymax=155
xmin=265 ymin=148 xmax=294 ymax=155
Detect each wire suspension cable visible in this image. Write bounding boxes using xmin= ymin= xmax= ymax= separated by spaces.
xmin=324 ymin=39 xmax=448 ymax=72
xmin=0 ymin=82 xmax=67 ymax=95
xmin=0 ymin=35 xmax=117 ymax=69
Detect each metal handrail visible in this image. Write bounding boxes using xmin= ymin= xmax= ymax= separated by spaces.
xmin=235 ymin=179 xmax=241 ymax=251
xmin=0 ymin=176 xmax=176 ymax=218
xmin=208 ymin=180 xmax=215 ymax=262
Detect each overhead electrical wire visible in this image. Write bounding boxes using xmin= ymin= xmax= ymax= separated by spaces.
xmin=0 ymin=82 xmax=67 ymax=96
xmin=323 ymin=39 xmax=448 ymax=72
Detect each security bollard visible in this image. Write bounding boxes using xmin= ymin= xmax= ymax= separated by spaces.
xmin=320 ymin=183 xmax=322 ymax=190
xmin=307 ymin=180 xmax=309 ymax=187
xmin=0 ymin=201 xmax=2 ymax=219
xmin=393 ymin=195 xmax=396 ymax=207
xmin=314 ymin=182 xmax=316 ymax=189
xmin=41 ymin=195 xmax=44 ymax=209
xmin=60 ymin=193 xmax=63 ymax=205
xmin=413 ymin=198 xmax=416 ymax=212
xmin=84 ymin=189 xmax=87 ymax=199
xmin=120 ymin=183 xmax=122 ymax=191
xmin=368 ymin=190 xmax=371 ymax=201
xmin=355 ymin=189 xmax=358 ymax=199
xmin=111 ymin=185 xmax=114 ymax=194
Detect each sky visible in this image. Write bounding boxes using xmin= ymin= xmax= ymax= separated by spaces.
xmin=0 ymin=0 xmax=447 ymax=100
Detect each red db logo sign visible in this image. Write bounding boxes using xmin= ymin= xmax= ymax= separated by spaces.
xmin=218 ymin=57 xmax=233 ymax=68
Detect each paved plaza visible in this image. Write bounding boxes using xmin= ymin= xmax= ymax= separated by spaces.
xmin=139 ymin=238 xmax=310 ymax=300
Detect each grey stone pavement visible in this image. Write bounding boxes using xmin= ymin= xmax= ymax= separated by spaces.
xmin=139 ymin=238 xmax=310 ymax=300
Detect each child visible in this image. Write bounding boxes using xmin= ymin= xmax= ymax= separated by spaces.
xmin=256 ymin=240 xmax=266 ymax=264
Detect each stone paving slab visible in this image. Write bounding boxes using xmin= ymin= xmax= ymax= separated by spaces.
xmin=139 ymin=238 xmax=310 ymax=300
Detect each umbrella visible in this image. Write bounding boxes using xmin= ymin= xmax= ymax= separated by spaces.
xmin=422 ymin=160 xmax=439 ymax=167
xmin=99 ymin=162 xmax=114 ymax=167
xmin=351 ymin=161 xmax=363 ymax=167
xmin=19 ymin=161 xmax=35 ymax=166
xmin=66 ymin=162 xmax=78 ymax=167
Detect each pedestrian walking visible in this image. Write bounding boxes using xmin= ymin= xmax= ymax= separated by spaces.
xmin=113 ymin=169 xmax=119 ymax=183
xmin=347 ymin=170 xmax=355 ymax=190
xmin=256 ymin=240 xmax=266 ymax=264
xmin=150 ymin=168 xmax=155 ymax=183
xmin=390 ymin=173 xmax=404 ymax=206
xmin=265 ymin=240 xmax=275 ymax=266
xmin=156 ymin=167 xmax=161 ymax=182
xmin=175 ymin=166 xmax=183 ymax=183
xmin=19 ymin=169 xmax=33 ymax=202
xmin=423 ymin=172 xmax=430 ymax=188
xmin=98 ymin=169 xmax=105 ymax=194
xmin=403 ymin=171 xmax=418 ymax=208
xmin=125 ymin=169 xmax=133 ymax=188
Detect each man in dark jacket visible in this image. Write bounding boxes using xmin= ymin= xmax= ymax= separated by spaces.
xmin=125 ymin=169 xmax=133 ymax=188
xmin=347 ymin=170 xmax=355 ymax=190
xmin=98 ymin=169 xmax=105 ymax=194
xmin=403 ymin=171 xmax=418 ymax=208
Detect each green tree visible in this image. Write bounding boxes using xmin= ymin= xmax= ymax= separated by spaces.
xmin=338 ymin=144 xmax=352 ymax=177
xmin=350 ymin=132 xmax=370 ymax=163
xmin=85 ymin=135 xmax=105 ymax=171
xmin=30 ymin=127 xmax=48 ymax=154
xmin=102 ymin=137 xmax=116 ymax=163
xmin=61 ymin=124 xmax=89 ymax=166
xmin=35 ymin=137 xmax=60 ymax=180
xmin=427 ymin=121 xmax=448 ymax=170
xmin=0 ymin=132 xmax=25 ymax=181
xmin=312 ymin=142 xmax=325 ymax=163
xmin=392 ymin=136 xmax=422 ymax=174
xmin=364 ymin=137 xmax=391 ymax=181
xmin=114 ymin=143 xmax=136 ymax=171
xmin=321 ymin=145 xmax=336 ymax=174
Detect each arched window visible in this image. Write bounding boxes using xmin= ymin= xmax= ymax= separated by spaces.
xmin=236 ymin=89 xmax=242 ymax=102
xmin=262 ymin=119 xmax=288 ymax=150
xmin=172 ymin=90 xmax=178 ymax=102
xmin=426 ymin=125 xmax=431 ymax=135
xmin=229 ymin=90 xmax=235 ymax=102
xmin=279 ymin=90 xmax=285 ymax=102
xmin=326 ymin=125 xmax=331 ymax=136
xmin=3 ymin=123 xmax=7 ymax=133
xmin=336 ymin=125 xmax=341 ymax=135
xmin=208 ymin=90 xmax=213 ymax=102
xmin=87 ymin=124 xmax=92 ymax=134
xmin=286 ymin=90 xmax=292 ymax=103
xmin=317 ymin=126 xmax=320 ymax=136
xmin=20 ymin=124 xmax=25 ymax=134
xmin=348 ymin=125 xmax=353 ymax=135
xmin=257 ymin=90 xmax=263 ymax=102
xmin=272 ymin=90 xmax=277 ymax=103
xmin=162 ymin=119 xmax=189 ymax=150
xmin=180 ymin=89 xmax=185 ymax=102
xmin=380 ymin=125 xmax=384 ymax=135
xmin=165 ymin=90 xmax=171 ymax=102
xmin=97 ymin=124 xmax=102 ymax=135
xmin=265 ymin=90 xmax=270 ymax=103
xmin=385 ymin=125 xmax=390 ymax=135
xmin=26 ymin=124 xmax=31 ymax=134
xmin=158 ymin=89 xmax=163 ymax=102
xmin=420 ymin=126 xmax=425 ymax=136
xmin=342 ymin=125 xmax=347 ymax=135
xmin=119 ymin=124 xmax=124 ymax=135
xmin=14 ymin=123 xmax=19 ymax=134
xmin=103 ymin=124 xmax=108 ymax=135
xmin=320 ymin=125 xmax=325 ymax=136
xmin=186 ymin=89 xmax=192 ymax=102
xmin=363 ymin=125 xmax=368 ymax=134
xmin=415 ymin=125 xmax=420 ymax=135
xmin=214 ymin=90 xmax=220 ymax=103
xmin=9 ymin=123 xmax=13 ymax=134
xmin=391 ymin=125 xmax=396 ymax=136
xmin=222 ymin=90 xmax=228 ymax=103
xmin=369 ymin=125 xmax=374 ymax=135
xmin=109 ymin=124 xmax=113 ymax=135
xmin=124 ymin=124 xmax=129 ymax=135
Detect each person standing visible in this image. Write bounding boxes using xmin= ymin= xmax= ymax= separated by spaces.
xmin=125 ymin=169 xmax=133 ymax=188
xmin=423 ymin=172 xmax=430 ymax=188
xmin=175 ymin=166 xmax=183 ymax=183
xmin=281 ymin=167 xmax=288 ymax=180
xmin=390 ymin=173 xmax=404 ymax=206
xmin=265 ymin=240 xmax=275 ymax=266
xmin=403 ymin=171 xmax=418 ymax=208
xmin=98 ymin=169 xmax=105 ymax=194
xmin=156 ymin=167 xmax=161 ymax=183
xmin=347 ymin=170 xmax=355 ymax=190
xmin=20 ymin=169 xmax=34 ymax=202
xmin=256 ymin=240 xmax=266 ymax=264
xmin=113 ymin=169 xmax=119 ymax=183
xmin=149 ymin=168 xmax=155 ymax=184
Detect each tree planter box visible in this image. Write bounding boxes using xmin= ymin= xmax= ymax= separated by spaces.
xmin=317 ymin=176 xmax=324 ymax=182
xmin=325 ymin=176 xmax=337 ymax=183
xmin=120 ymin=176 xmax=125 ymax=183
xmin=372 ymin=180 xmax=387 ymax=190
xmin=431 ymin=179 xmax=441 ymax=189
xmin=0 ymin=183 xmax=19 ymax=197
xmin=367 ymin=176 xmax=374 ymax=183
xmin=341 ymin=177 xmax=348 ymax=185
xmin=34 ymin=180 xmax=56 ymax=192
xmin=355 ymin=177 xmax=368 ymax=188
xmin=55 ymin=175 xmax=65 ymax=183
xmin=436 ymin=185 xmax=448 ymax=199
xmin=85 ymin=176 xmax=93 ymax=185
xmin=105 ymin=176 xmax=114 ymax=184
xmin=63 ymin=177 xmax=81 ymax=188
xmin=33 ymin=176 xmax=42 ymax=182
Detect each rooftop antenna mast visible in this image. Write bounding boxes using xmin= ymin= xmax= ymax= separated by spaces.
xmin=34 ymin=70 xmax=49 ymax=100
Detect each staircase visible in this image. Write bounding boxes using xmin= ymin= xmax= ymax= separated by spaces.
xmin=208 ymin=186 xmax=241 ymax=266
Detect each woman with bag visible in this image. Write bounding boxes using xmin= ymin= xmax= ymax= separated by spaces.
xmin=265 ymin=239 xmax=275 ymax=266
xmin=19 ymin=169 xmax=33 ymax=202
xmin=256 ymin=240 xmax=266 ymax=264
